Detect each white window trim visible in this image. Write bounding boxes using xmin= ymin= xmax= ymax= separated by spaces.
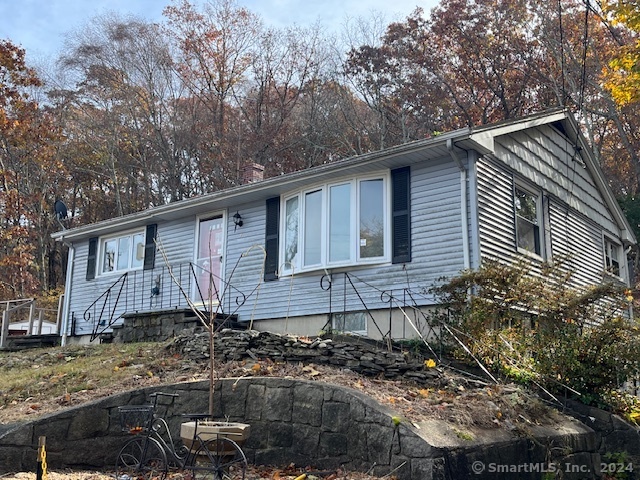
xmin=603 ymin=234 xmax=623 ymax=280
xmin=98 ymin=228 xmax=146 ymax=276
xmin=279 ymin=172 xmax=391 ymax=276
xmin=514 ymin=182 xmax=545 ymax=260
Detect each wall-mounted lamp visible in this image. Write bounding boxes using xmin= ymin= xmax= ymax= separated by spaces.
xmin=233 ymin=211 xmax=243 ymax=230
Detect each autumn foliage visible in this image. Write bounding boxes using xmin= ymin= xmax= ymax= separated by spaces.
xmin=0 ymin=40 xmax=65 ymax=300
xmin=2 ymin=0 xmax=640 ymax=302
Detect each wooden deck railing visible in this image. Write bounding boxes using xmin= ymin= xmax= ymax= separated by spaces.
xmin=0 ymin=296 xmax=64 ymax=348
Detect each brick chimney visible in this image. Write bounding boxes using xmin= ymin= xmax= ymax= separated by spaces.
xmin=241 ymin=162 xmax=264 ymax=184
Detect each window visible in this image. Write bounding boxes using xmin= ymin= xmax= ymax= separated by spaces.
xmin=604 ymin=238 xmax=621 ymax=277
xmin=332 ymin=312 xmax=367 ymax=334
xmin=514 ymin=185 xmax=542 ymax=256
xmin=100 ymin=231 xmax=145 ymax=274
xmin=264 ymin=168 xmax=410 ymax=281
xmin=280 ymin=174 xmax=389 ymax=274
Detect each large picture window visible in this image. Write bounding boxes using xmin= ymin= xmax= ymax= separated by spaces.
xmin=514 ymin=185 xmax=543 ymax=257
xmin=280 ymin=174 xmax=389 ymax=274
xmin=100 ymin=231 xmax=145 ymax=274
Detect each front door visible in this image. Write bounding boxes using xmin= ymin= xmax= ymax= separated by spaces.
xmin=195 ymin=215 xmax=224 ymax=306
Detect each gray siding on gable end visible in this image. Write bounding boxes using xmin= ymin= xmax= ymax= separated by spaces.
xmin=477 ymin=125 xmax=624 ymax=291
xmin=494 ymin=125 xmax=619 ymax=235
xmin=477 ymin=157 xmax=516 ymax=263
xmin=548 ymin=202 xmax=604 ymax=288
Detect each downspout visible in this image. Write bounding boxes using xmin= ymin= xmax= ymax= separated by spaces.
xmin=447 ymin=139 xmax=470 ymax=270
xmin=59 ymin=239 xmax=75 ymax=347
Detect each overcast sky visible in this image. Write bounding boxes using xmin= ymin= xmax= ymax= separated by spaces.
xmin=0 ymin=0 xmax=439 ymax=62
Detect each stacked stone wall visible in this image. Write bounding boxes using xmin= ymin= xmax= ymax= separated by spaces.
xmin=172 ymin=329 xmax=441 ymax=384
xmin=111 ymin=311 xmax=203 ymax=343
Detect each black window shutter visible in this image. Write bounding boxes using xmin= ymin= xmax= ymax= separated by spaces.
xmin=143 ymin=224 xmax=157 ymax=271
xmin=264 ymin=197 xmax=280 ymax=281
xmin=392 ymin=166 xmax=411 ymax=264
xmin=86 ymin=237 xmax=98 ymax=280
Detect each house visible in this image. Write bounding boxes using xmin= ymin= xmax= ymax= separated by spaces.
xmin=51 ymin=109 xmax=636 ymax=345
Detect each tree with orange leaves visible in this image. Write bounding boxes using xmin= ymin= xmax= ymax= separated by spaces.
xmin=0 ymin=40 xmax=66 ymax=299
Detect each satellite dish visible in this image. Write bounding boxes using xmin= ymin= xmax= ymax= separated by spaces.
xmin=54 ymin=199 xmax=68 ymax=220
xmin=54 ymin=199 xmax=68 ymax=230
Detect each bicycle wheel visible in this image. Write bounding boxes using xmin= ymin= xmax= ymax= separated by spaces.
xmin=189 ymin=437 xmax=247 ymax=480
xmin=115 ymin=436 xmax=168 ymax=480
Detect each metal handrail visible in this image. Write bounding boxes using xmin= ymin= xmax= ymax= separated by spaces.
xmin=85 ymin=273 xmax=128 ymax=341
xmin=320 ymin=271 xmax=443 ymax=348
xmin=82 ymin=261 xmax=251 ymax=340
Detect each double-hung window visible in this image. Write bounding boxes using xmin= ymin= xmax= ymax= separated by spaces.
xmin=514 ymin=185 xmax=543 ymax=257
xmin=100 ymin=231 xmax=146 ymax=274
xmin=86 ymin=224 xmax=156 ymax=280
xmin=604 ymin=237 xmax=621 ymax=277
xmin=280 ymin=175 xmax=389 ymax=274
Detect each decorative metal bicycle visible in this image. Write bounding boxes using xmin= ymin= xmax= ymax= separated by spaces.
xmin=115 ymin=392 xmax=249 ymax=480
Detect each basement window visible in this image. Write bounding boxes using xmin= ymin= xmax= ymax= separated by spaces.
xmin=332 ymin=312 xmax=367 ymax=335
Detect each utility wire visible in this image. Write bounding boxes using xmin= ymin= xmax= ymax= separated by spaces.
xmin=558 ymin=0 xmax=567 ymax=106
xmin=578 ymin=0 xmax=591 ymax=113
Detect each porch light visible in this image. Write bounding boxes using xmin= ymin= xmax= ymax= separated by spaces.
xmin=233 ymin=211 xmax=243 ymax=230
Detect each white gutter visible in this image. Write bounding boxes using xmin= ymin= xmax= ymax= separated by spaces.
xmin=447 ymin=139 xmax=471 ymax=270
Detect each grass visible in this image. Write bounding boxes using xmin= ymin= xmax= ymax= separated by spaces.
xmin=0 ymin=341 xmax=191 ymax=416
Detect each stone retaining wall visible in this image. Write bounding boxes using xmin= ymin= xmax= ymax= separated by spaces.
xmin=111 ymin=310 xmax=200 ymax=343
xmin=0 ymin=378 xmax=603 ymax=479
xmin=0 ymin=378 xmax=437 ymax=478
xmin=563 ymin=399 xmax=640 ymax=471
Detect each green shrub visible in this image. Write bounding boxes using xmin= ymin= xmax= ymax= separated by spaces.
xmin=431 ymin=258 xmax=640 ymax=410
